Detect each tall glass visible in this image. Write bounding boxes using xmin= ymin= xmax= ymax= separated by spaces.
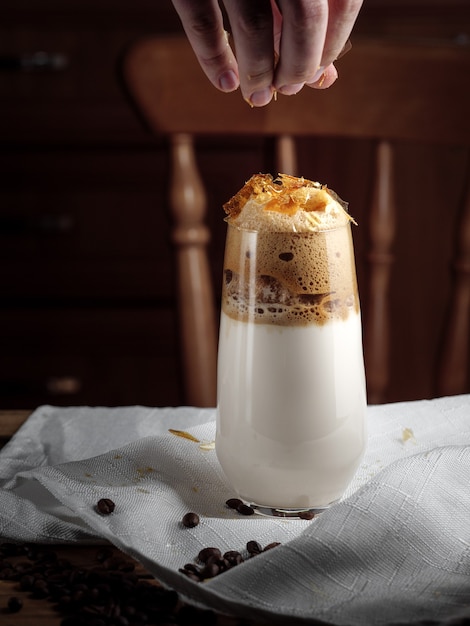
xmin=216 ymin=217 xmax=367 ymax=517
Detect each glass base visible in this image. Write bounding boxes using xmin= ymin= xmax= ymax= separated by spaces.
xmin=248 ymin=502 xmax=334 ymax=519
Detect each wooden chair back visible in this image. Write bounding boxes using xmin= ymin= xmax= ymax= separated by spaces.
xmin=122 ymin=35 xmax=470 ymax=407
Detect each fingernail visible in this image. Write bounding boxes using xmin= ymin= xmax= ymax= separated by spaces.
xmin=309 ymin=66 xmax=326 ymax=84
xmin=308 ymin=64 xmax=338 ymax=89
xmin=247 ymin=87 xmax=273 ymax=107
xmin=277 ymin=82 xmax=304 ymax=96
xmin=218 ymin=69 xmax=238 ymax=92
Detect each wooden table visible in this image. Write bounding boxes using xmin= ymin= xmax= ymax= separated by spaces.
xmin=0 ymin=410 xmax=30 ymax=446
xmin=0 ymin=410 xmax=260 ymax=625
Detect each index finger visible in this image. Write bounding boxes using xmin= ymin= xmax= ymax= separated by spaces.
xmin=321 ymin=0 xmax=363 ymax=67
xmin=223 ymin=0 xmax=277 ymax=107
xmin=171 ymin=0 xmax=240 ymax=93
xmin=273 ymin=0 xmax=363 ymax=94
xmin=273 ymin=0 xmax=329 ymax=95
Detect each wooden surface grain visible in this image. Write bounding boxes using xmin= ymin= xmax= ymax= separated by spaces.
xmin=0 ymin=411 xmax=31 ymax=451
xmin=0 ymin=543 xmax=254 ymax=625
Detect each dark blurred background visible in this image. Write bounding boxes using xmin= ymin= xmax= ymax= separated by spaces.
xmin=1 ymin=0 xmax=469 ymax=409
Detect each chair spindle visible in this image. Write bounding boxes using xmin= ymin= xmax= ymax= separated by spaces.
xmin=364 ymin=140 xmax=396 ymax=404
xmin=275 ymin=134 xmax=298 ymax=176
xmin=438 ymin=163 xmax=470 ymax=396
xmin=169 ymin=133 xmax=217 ymax=406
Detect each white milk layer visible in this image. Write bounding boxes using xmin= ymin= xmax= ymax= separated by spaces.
xmin=216 ymin=310 xmax=367 ymax=509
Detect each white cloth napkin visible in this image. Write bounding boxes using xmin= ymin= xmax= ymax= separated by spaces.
xmin=0 ymin=396 xmax=469 ymax=625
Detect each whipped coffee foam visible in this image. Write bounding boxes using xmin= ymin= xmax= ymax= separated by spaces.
xmin=222 ymin=173 xmax=359 ymax=326
xmin=223 ymin=173 xmax=353 ymax=233
xmin=216 ymin=174 xmax=366 ymax=512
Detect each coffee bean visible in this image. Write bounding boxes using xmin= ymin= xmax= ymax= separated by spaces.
xmin=197 ymin=547 xmax=221 ymax=564
xmin=223 ymin=550 xmax=243 ymax=566
xmin=14 ymin=560 xmax=33 ymax=573
xmin=181 ymin=563 xmax=200 ymax=576
xmin=7 ymin=595 xmax=23 ymax=612
xmin=0 ymin=567 xmax=14 ymax=580
xmin=32 ymin=578 xmax=49 ymax=598
xmin=219 ymin=558 xmax=231 ymax=572
xmin=225 ymin=497 xmax=243 ymax=509
xmin=96 ymin=498 xmax=115 ymax=515
xmin=200 ymin=562 xmax=220 ymax=579
xmin=298 ymin=510 xmax=316 ymax=520
xmin=181 ymin=512 xmax=200 ymax=528
xmin=237 ymin=503 xmax=255 ymax=516
xmin=179 ymin=568 xmax=201 ymax=582
xmin=19 ymin=573 xmax=35 ymax=590
xmin=246 ymin=540 xmax=262 ymax=555
xmin=0 ymin=541 xmax=218 ymax=626
xmin=182 ymin=538 xmax=284 ymax=584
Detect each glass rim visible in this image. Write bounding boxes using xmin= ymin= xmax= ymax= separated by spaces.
xmin=224 ymin=220 xmax=353 ymax=235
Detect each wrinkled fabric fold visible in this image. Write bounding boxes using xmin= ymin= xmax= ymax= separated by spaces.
xmin=0 ymin=397 xmax=469 ymax=625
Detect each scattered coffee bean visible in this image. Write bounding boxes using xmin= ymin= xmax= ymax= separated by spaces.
xmin=96 ymin=498 xmax=115 ymax=515
xmin=225 ymin=497 xmax=243 ymax=509
xmin=7 ymin=595 xmax=23 ymax=612
xmin=225 ymin=497 xmax=256 ymax=516
xmin=180 ymin=540 xmax=282 ymax=583
xmin=246 ymin=540 xmax=262 ymax=556
xmin=197 ymin=547 xmax=221 ymax=564
xmin=181 ymin=511 xmax=200 ymax=528
xmin=32 ymin=577 xmax=49 ymax=598
xmin=298 ymin=510 xmax=316 ymax=520
xmin=19 ymin=573 xmax=35 ymax=590
xmin=200 ymin=562 xmax=220 ymax=579
xmin=223 ymin=550 xmax=243 ymax=566
xmin=182 ymin=563 xmax=200 ymax=575
xmin=0 ymin=541 xmax=216 ymax=624
xmin=237 ymin=503 xmax=255 ymax=516
xmin=179 ymin=565 xmax=201 ymax=582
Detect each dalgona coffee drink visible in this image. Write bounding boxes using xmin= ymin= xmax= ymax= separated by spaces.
xmin=216 ymin=174 xmax=367 ymax=516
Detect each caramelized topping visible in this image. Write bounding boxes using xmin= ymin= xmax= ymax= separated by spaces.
xmin=223 ymin=173 xmax=347 ymax=220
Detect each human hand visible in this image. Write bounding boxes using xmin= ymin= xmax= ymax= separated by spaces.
xmin=170 ymin=0 xmax=363 ymax=107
